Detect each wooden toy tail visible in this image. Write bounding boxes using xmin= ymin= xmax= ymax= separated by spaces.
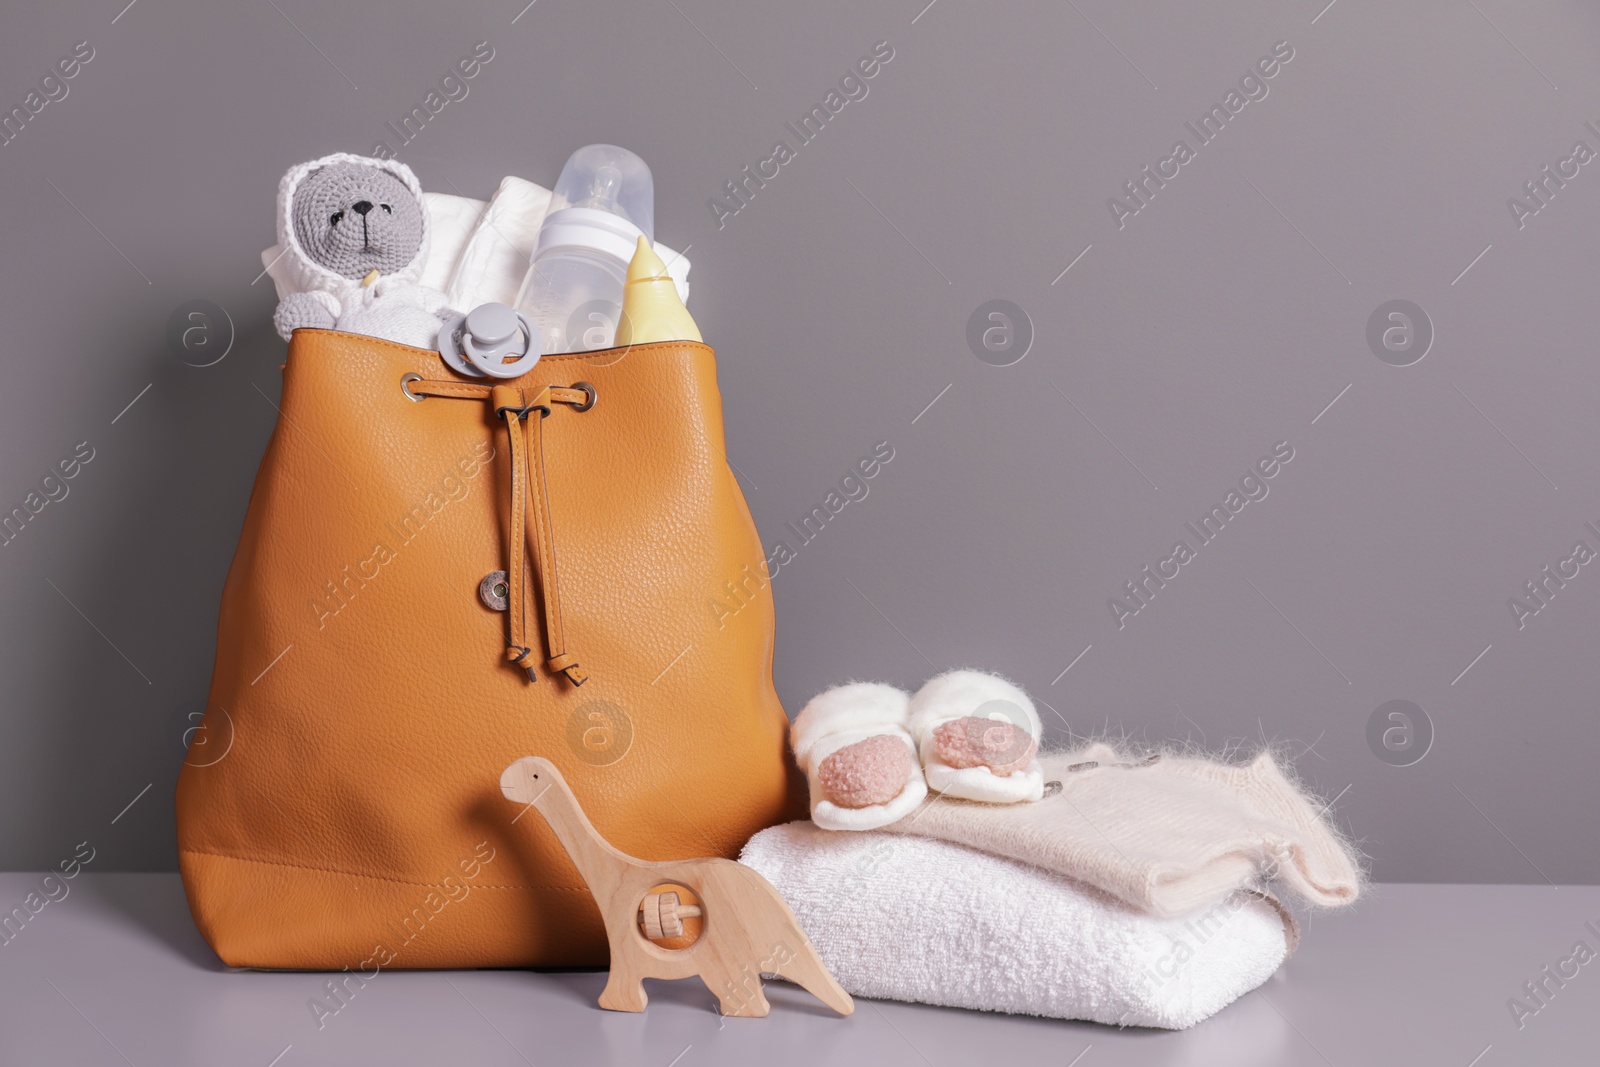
xmin=774 ymin=933 xmax=855 ymax=1016
xmin=500 ymin=756 xmax=854 ymax=1019
xmin=728 ymin=863 xmax=854 ymax=1016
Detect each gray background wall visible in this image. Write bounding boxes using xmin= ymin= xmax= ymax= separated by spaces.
xmin=1 ymin=0 xmax=1596 ymax=883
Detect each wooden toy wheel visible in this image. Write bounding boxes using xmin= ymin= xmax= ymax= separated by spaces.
xmin=639 ymin=890 xmax=703 ymax=941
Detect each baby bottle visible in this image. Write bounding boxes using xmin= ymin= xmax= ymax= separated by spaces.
xmin=514 ymin=144 xmax=654 ymax=352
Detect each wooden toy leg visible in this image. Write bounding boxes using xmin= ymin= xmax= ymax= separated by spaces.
xmin=707 ymin=970 xmax=771 ymax=1018
xmin=598 ymin=969 xmax=649 ymax=1013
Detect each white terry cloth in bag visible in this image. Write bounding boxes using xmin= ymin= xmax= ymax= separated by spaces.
xmin=740 ymin=821 xmax=1295 ymax=1030
xmin=262 ymin=177 xmax=691 ymax=319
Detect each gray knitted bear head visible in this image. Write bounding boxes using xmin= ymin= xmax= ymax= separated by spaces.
xmin=290 ymin=161 xmax=424 ymax=280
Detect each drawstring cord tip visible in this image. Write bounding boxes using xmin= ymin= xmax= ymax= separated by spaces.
xmin=507 ymin=646 xmax=538 ymax=683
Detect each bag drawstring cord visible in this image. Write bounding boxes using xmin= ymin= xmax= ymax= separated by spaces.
xmin=408 ymin=378 xmax=594 ymax=686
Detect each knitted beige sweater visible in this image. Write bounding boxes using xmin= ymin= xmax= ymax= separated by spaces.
xmin=883 ymin=743 xmax=1362 ymax=917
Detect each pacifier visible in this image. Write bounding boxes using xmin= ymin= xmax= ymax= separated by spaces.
xmin=437 ymin=302 xmax=542 ymax=379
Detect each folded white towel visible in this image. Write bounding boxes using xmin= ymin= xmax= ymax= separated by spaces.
xmin=741 ymin=821 xmax=1293 ymax=1030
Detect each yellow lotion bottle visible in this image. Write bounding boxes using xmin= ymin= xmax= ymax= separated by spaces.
xmin=615 ymin=236 xmax=702 ymax=345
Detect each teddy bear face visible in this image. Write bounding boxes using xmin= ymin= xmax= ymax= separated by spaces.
xmin=291 ymin=162 xmax=424 ymax=280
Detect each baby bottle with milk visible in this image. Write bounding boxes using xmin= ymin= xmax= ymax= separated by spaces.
xmin=514 ymin=144 xmax=654 ymax=352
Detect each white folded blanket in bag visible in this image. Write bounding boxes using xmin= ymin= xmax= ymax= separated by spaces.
xmin=741 ymin=822 xmax=1295 ymax=1030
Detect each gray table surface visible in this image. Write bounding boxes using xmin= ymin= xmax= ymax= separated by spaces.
xmin=0 ymin=874 xmax=1592 ymax=1066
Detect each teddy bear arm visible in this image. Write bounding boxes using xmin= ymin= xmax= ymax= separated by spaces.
xmin=273 ymin=290 xmax=341 ymax=341
xmin=414 ymin=286 xmax=455 ymax=318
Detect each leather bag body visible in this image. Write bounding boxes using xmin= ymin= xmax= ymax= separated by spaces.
xmin=176 ymin=328 xmax=804 ymax=969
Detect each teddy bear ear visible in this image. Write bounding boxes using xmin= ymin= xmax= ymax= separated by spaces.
xmin=364 ymin=156 xmax=428 ymax=227
xmin=371 ymin=157 xmax=425 ymax=202
xmin=373 ymin=157 xmax=431 ymax=254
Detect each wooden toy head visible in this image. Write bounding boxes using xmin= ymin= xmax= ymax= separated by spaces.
xmin=499 ymin=755 xmax=562 ymax=806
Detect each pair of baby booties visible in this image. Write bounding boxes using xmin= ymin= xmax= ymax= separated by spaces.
xmin=791 ymin=670 xmax=1044 ymax=831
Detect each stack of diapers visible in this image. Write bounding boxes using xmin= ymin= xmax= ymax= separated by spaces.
xmin=760 ymin=669 xmax=1363 ymax=1029
xmin=741 ymin=823 xmax=1295 ymax=1030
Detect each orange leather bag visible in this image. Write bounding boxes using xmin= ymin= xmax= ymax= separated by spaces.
xmin=176 ymin=329 xmax=804 ymax=969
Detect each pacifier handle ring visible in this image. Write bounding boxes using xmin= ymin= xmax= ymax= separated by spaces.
xmin=437 ymin=313 xmax=485 ymax=377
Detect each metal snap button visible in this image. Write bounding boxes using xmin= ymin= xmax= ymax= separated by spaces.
xmin=479 ymin=570 xmax=510 ymax=611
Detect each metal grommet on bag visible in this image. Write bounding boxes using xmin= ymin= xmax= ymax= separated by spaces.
xmin=400 ymin=372 xmax=425 ymax=402
xmin=569 ymin=381 xmax=597 ymax=412
xmin=439 ymin=303 xmax=541 ymax=379
xmin=479 ymin=570 xmax=510 ymax=611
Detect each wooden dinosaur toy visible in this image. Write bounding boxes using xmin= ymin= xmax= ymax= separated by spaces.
xmin=499 ymin=756 xmax=855 ymax=1018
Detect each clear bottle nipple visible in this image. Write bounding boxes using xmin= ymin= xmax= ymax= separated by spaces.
xmin=579 ymin=164 xmax=623 ymax=212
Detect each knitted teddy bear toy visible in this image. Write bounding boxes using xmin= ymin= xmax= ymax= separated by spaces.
xmin=272 ymin=152 xmax=455 ymax=348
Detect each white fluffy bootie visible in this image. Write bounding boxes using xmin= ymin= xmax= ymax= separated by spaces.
xmin=909 ymin=670 xmax=1044 ymax=803
xmin=791 ymin=682 xmax=928 ymax=832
